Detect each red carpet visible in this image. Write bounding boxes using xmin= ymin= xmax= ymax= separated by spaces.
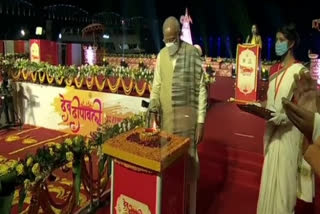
xmin=197 ymin=101 xmax=320 ymax=214
xmin=195 ymin=102 xmax=264 ymax=214
xmin=0 ymin=125 xmax=102 ymax=214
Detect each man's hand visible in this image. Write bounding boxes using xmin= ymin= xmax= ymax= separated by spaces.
xmin=282 ymin=98 xmax=315 ymax=142
xmin=195 ymin=123 xmax=205 ymax=145
xmin=282 ymin=71 xmax=320 ymax=142
xmin=293 ymin=71 xmax=320 ymax=111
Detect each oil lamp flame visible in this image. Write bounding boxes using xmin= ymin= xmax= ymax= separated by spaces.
xmin=152 ymin=121 xmax=157 ymax=131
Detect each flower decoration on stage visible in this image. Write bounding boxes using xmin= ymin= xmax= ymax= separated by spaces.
xmin=90 ymin=112 xmax=146 ymax=148
xmin=89 ymin=112 xmax=146 ymax=176
xmin=0 ymin=135 xmax=89 ymax=208
xmin=66 ymin=152 xmax=74 ymax=162
xmin=133 ymin=68 xmax=154 ymax=83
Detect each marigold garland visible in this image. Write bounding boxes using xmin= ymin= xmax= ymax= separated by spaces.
xmin=107 ymin=77 xmax=121 ymax=93
xmin=74 ymin=78 xmax=84 ymax=89
xmin=55 ymin=77 xmax=64 ymax=86
xmin=65 ymin=78 xmax=73 ymax=87
xmin=46 ymin=73 xmax=55 ymax=85
xmin=148 ymin=84 xmax=152 ymax=92
xmin=11 ymin=70 xmax=21 ymax=81
xmin=135 ymin=81 xmax=147 ymax=96
xmin=86 ymin=77 xmax=94 ymax=90
xmin=121 ymin=78 xmax=134 ymax=95
xmin=22 ymin=69 xmax=29 ymax=80
xmin=38 ymin=72 xmax=46 ymax=84
xmin=94 ymin=76 xmax=107 ymax=92
xmin=31 ymin=72 xmax=38 ymax=83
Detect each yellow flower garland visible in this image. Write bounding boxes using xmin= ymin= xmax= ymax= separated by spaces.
xmin=46 ymin=72 xmax=55 ymax=85
xmin=31 ymin=72 xmax=38 ymax=83
xmin=55 ymin=77 xmax=64 ymax=85
xmin=64 ymin=78 xmax=73 ymax=87
xmin=95 ymin=76 xmax=106 ymax=92
xmin=121 ymin=78 xmax=134 ymax=95
xmin=107 ymin=77 xmax=121 ymax=93
xmin=22 ymin=69 xmax=29 ymax=80
xmin=86 ymin=77 xmax=94 ymax=90
xmin=148 ymin=84 xmax=152 ymax=92
xmin=11 ymin=70 xmax=21 ymax=81
xmin=39 ymin=72 xmax=46 ymax=84
xmin=74 ymin=77 xmax=84 ymax=89
xmin=135 ymin=81 xmax=147 ymax=96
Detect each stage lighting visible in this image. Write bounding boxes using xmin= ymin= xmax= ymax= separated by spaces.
xmin=20 ymin=29 xmax=25 ymax=37
xmin=35 ymin=27 xmax=43 ymax=35
xmin=59 ymin=33 xmax=62 ymax=39
xmin=103 ymin=34 xmax=109 ymax=39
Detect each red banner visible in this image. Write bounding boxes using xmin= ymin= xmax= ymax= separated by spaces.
xmin=66 ymin=44 xmax=73 ymax=65
xmin=30 ymin=39 xmax=58 ymax=65
xmin=235 ymin=44 xmax=260 ymax=102
xmin=14 ymin=40 xmax=27 ymax=54
xmin=30 ymin=40 xmax=41 ymax=63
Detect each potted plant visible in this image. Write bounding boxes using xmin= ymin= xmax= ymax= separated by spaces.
xmin=0 ymin=160 xmax=20 ymax=214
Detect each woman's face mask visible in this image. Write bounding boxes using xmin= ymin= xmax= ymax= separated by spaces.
xmin=275 ymin=41 xmax=289 ymax=56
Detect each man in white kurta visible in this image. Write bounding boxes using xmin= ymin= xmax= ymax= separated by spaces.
xmin=257 ymin=63 xmax=314 ymax=214
xmin=149 ymin=17 xmax=207 ymax=214
xmin=282 ymin=71 xmax=320 ymax=178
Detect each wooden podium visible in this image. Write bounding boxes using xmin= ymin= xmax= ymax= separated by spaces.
xmin=235 ymin=44 xmax=260 ymax=102
xmin=102 ymin=128 xmax=190 ymax=214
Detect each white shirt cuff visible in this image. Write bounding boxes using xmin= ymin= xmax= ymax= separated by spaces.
xmin=312 ymin=113 xmax=320 ymax=142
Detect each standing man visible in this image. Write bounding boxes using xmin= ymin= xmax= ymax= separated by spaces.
xmin=282 ymin=71 xmax=320 ymax=177
xmin=149 ymin=16 xmax=207 ymax=214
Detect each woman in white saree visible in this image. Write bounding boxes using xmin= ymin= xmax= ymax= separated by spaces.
xmin=257 ymin=24 xmax=314 ymax=214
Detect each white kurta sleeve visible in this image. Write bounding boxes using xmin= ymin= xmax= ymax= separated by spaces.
xmin=197 ymin=74 xmax=208 ymax=123
xmin=312 ymin=113 xmax=320 ymax=142
xmin=149 ymin=54 xmax=161 ymax=110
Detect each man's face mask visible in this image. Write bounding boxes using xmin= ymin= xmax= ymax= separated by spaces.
xmin=165 ymin=42 xmax=174 ymax=47
xmin=166 ymin=39 xmax=180 ymax=56
xmin=275 ymin=41 xmax=289 ymax=56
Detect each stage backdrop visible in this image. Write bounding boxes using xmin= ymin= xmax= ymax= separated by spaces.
xmin=14 ymin=82 xmax=148 ymax=136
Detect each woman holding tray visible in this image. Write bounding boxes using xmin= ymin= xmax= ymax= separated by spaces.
xmin=256 ymin=24 xmax=314 ymax=214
